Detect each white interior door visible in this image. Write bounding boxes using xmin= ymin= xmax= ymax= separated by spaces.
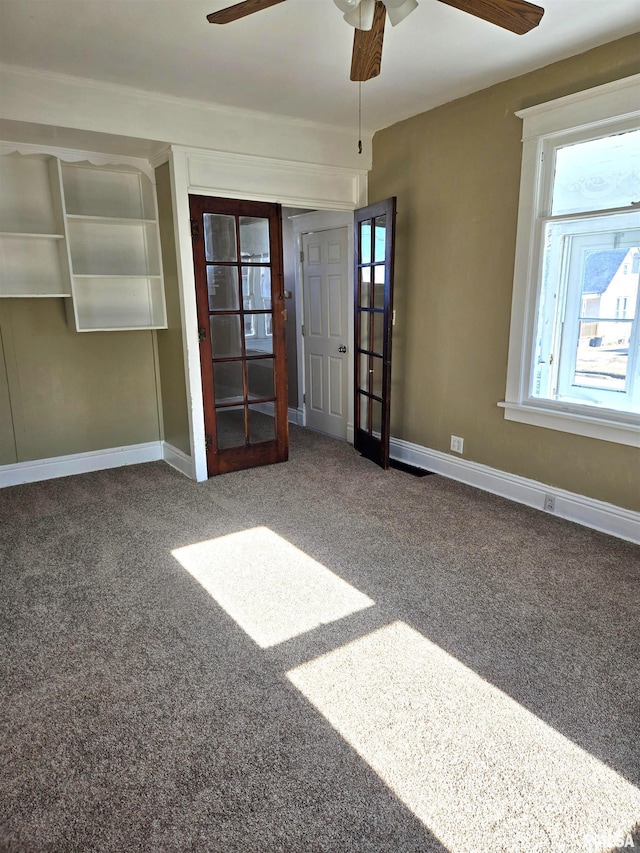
xmin=302 ymin=227 xmax=350 ymax=439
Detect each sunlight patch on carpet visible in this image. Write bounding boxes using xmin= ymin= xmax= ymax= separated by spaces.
xmin=287 ymin=621 xmax=640 ymax=853
xmin=172 ymin=527 xmax=374 ymax=648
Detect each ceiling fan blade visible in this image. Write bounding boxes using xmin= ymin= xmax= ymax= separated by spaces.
xmin=351 ymin=0 xmax=386 ymax=81
xmin=437 ymin=0 xmax=544 ymax=34
xmin=207 ymin=0 xmax=287 ymax=25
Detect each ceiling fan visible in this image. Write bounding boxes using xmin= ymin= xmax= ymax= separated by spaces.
xmin=207 ymin=0 xmax=544 ymax=82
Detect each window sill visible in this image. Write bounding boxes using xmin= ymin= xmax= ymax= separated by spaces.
xmin=498 ymin=401 xmax=640 ymax=448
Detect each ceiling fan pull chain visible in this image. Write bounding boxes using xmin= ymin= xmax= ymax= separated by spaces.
xmin=358 ymin=81 xmax=363 ymax=154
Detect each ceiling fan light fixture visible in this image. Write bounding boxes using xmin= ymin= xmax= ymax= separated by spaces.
xmin=345 ymin=0 xmax=376 ymax=30
xmin=383 ymin=0 xmax=418 ymax=26
xmin=333 ymin=0 xmax=359 ymax=13
xmin=334 ymin=0 xmax=378 ymax=30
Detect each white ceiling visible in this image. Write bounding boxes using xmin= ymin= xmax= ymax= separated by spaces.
xmin=0 ymin=0 xmax=638 ymax=133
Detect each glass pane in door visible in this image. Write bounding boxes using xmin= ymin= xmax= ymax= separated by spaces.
xmin=216 ymin=405 xmax=246 ymax=449
xmin=204 ymin=214 xmax=237 ymax=262
xmin=359 ymin=267 xmax=372 ymax=308
xmin=213 ymin=361 xmax=244 ymax=404
xmin=210 ymin=315 xmax=243 ymax=358
xmin=247 ymin=358 xmax=275 ymax=400
xmin=248 ymin=404 xmax=276 ymax=443
xmin=370 ymin=399 xmax=382 ymax=434
xmin=374 ymin=214 xmax=386 ymax=262
xmin=207 ymin=266 xmax=239 ymax=311
xmin=373 ymin=265 xmax=385 ymax=308
xmin=359 ymin=393 xmax=369 ymax=432
xmin=372 ymin=312 xmax=384 ymax=354
xmin=360 ymin=219 xmax=372 ymax=264
xmin=240 ymin=217 xmax=271 ymax=262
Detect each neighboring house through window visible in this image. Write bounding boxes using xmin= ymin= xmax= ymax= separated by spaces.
xmin=502 ymin=74 xmax=640 ymax=447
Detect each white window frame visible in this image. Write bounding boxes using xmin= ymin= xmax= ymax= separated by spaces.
xmin=501 ymin=73 xmax=640 ymax=448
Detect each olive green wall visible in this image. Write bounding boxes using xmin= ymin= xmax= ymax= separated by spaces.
xmin=155 ymin=162 xmax=191 ymax=456
xmin=0 ymin=299 xmax=160 ymax=463
xmin=369 ymin=33 xmax=640 ymax=512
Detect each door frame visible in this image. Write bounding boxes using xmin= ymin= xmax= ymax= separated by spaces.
xmin=291 ymin=210 xmax=355 ymax=443
xmin=166 ymin=145 xmax=367 ymax=481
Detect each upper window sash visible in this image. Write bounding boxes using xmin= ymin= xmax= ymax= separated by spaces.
xmin=536 ymin=116 xmax=640 ymax=220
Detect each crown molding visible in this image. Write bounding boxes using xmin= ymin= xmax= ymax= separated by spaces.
xmin=0 ymin=62 xmax=374 ymax=139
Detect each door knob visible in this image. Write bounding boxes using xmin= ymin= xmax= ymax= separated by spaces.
xmin=338 ymin=345 xmax=347 ymax=353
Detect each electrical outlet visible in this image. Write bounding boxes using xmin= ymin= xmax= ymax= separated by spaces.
xmin=450 ymin=435 xmax=464 ymax=454
xmin=544 ymin=494 xmax=556 ymax=512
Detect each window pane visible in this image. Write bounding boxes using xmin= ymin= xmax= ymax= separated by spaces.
xmin=373 ymin=265 xmax=385 ymax=309
xmin=359 ymin=392 xmax=369 ymax=432
xmin=360 ymin=219 xmax=372 ymax=264
xmin=216 ymin=405 xmax=246 ymax=449
xmin=374 ymin=215 xmax=386 ymax=263
xmin=245 ymin=316 xmax=273 ymax=355
xmin=204 ymin=214 xmax=237 ymax=262
xmin=357 ymin=392 xmax=382 ymax=435
xmin=371 ymin=399 xmax=382 ymax=435
xmin=240 ymin=217 xmax=270 ymax=262
xmin=241 ymin=267 xmax=271 ymax=305
xmin=359 ymin=267 xmax=371 ymax=308
xmin=359 ymin=353 xmax=370 ymax=392
xmin=552 ymin=129 xmax=640 ymax=216
xmin=371 ymin=355 xmax=384 ymax=398
xmin=247 ymin=358 xmax=275 ymax=400
xmin=248 ymin=405 xmax=275 ymax=443
xmin=207 ymin=266 xmax=239 ymax=311
xmin=373 ymin=311 xmax=384 ymax=354
xmin=579 ymin=247 xmax=638 ymax=321
xmin=359 ymin=310 xmax=370 ymax=350
xmin=213 ymin=361 xmax=244 ymax=404
xmin=573 ymin=321 xmax=631 ymax=392
xmin=210 ymin=315 xmax=242 ymax=358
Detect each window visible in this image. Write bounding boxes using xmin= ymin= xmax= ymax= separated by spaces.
xmin=502 ymin=74 xmax=640 ymax=447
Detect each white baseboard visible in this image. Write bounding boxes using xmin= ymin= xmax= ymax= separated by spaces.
xmin=244 ymin=402 xmax=303 ymax=426
xmin=0 ymin=441 xmax=163 ymax=488
xmin=4 ymin=433 xmax=636 ymax=543
xmin=162 ymin=442 xmax=195 ymax=479
xmin=289 ymin=406 xmax=304 ymax=426
xmin=390 ymin=436 xmax=640 ymax=545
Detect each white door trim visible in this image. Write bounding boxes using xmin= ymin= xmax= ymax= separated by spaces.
xmin=291 ymin=210 xmax=355 ymax=442
xmin=170 ymin=148 xmax=366 ymax=480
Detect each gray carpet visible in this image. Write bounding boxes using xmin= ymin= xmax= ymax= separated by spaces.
xmin=1 ymin=425 xmax=639 ymax=853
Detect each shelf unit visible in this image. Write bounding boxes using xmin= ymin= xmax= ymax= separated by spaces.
xmin=0 ymin=153 xmax=71 ymax=297
xmin=61 ymin=162 xmax=166 ymax=332
xmin=0 ymin=149 xmax=166 ymax=331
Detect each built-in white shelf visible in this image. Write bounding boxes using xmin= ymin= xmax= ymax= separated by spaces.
xmin=60 ymin=162 xmax=157 ymax=221
xmin=0 ymin=232 xmax=72 ymax=298
xmin=0 ymin=152 xmax=72 ymax=298
xmin=65 ymin=215 xmax=157 ymax=225
xmin=0 ymin=232 xmax=66 ymax=239
xmin=70 ymin=275 xmax=166 ymax=331
xmin=0 ymin=150 xmax=166 ymax=330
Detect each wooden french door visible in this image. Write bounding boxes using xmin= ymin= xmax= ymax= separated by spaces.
xmin=354 ymin=197 xmax=396 ymax=469
xmin=189 ymin=195 xmax=288 ymax=476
